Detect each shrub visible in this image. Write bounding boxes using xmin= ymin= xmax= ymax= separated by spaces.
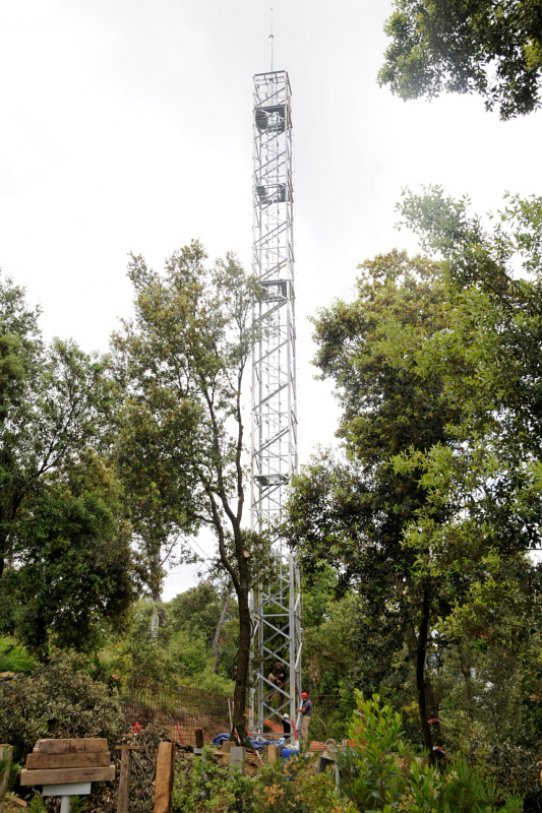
xmin=173 ymin=747 xmax=255 ymax=813
xmin=0 ymin=636 xmax=36 ymax=672
xmin=338 ymin=692 xmax=523 ymax=813
xmin=173 ymin=749 xmax=351 ymax=813
xmin=0 ymin=650 xmax=122 ymax=761
xmin=254 ymin=758 xmax=352 ymax=813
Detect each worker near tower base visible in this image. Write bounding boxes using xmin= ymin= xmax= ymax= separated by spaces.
xmin=298 ymin=691 xmax=312 ymax=741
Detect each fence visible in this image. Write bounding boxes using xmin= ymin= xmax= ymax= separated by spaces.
xmin=123 ymin=686 xmax=355 ymax=745
xmin=123 ymin=682 xmax=231 ymax=746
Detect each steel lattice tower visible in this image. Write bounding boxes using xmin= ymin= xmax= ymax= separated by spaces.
xmin=250 ymin=70 xmax=302 ymax=736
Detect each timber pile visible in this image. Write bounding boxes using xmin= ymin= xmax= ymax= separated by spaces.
xmin=20 ymin=738 xmax=115 ymax=788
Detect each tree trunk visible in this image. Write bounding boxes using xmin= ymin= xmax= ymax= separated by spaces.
xmin=416 ymin=584 xmax=433 ymax=757
xmin=150 ymin=603 xmax=160 ymax=643
xmin=232 ymin=585 xmax=252 ymax=743
xmin=212 ymin=593 xmax=230 ymax=674
xmin=458 ymin=643 xmax=475 ymax=722
xmin=0 ymin=529 xmax=8 ymax=579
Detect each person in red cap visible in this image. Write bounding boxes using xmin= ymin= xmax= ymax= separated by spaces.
xmin=298 ymin=690 xmax=312 ymax=742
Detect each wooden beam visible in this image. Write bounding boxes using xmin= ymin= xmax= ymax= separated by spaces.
xmin=116 ymin=750 xmax=132 ymax=813
xmin=153 ymin=743 xmax=175 ymax=813
xmin=20 ymin=765 xmax=115 ymax=786
xmin=267 ymin=745 xmax=278 ymax=765
xmin=33 ymin=739 xmax=108 ymax=755
xmin=0 ymin=745 xmax=13 ymax=800
xmin=25 ymin=752 xmax=109 ymax=770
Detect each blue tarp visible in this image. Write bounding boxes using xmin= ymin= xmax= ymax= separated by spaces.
xmin=211 ymin=733 xmax=299 ymax=759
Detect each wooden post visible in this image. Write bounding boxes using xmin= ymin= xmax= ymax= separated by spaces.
xmin=153 ymin=743 xmax=175 ymax=813
xmin=194 ymin=729 xmax=204 ymax=753
xmin=230 ymin=746 xmax=245 ymax=773
xmin=0 ymin=745 xmax=13 ymax=800
xmin=116 ymin=749 xmax=132 ymax=813
xmin=113 ymin=744 xmax=142 ymax=813
xmin=267 ymin=744 xmax=278 ymax=766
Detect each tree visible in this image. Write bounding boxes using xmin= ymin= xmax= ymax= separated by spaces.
xmin=379 ymin=0 xmax=542 ymax=119
xmin=432 ymin=557 xmax=542 ymax=796
xmin=0 ymin=272 xmax=133 ymax=655
xmin=5 ymin=454 xmax=132 ymax=656
xmin=167 ymin=580 xmax=237 ymax=675
xmin=1 ymin=273 xmax=43 ymax=579
xmin=113 ymin=242 xmax=265 ymax=739
xmin=0 ymin=272 xmax=118 ymax=580
xmin=114 ymin=392 xmax=200 ymax=604
xmin=288 ymin=190 xmax=542 ymax=761
xmin=288 ymin=250 xmax=461 ymax=754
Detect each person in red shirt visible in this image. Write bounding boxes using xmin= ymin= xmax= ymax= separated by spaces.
xmin=298 ymin=691 xmax=312 ymax=741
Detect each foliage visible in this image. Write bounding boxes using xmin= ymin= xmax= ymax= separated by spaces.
xmin=253 ymin=759 xmax=350 ymax=813
xmin=168 ymin=583 xmax=225 ymax=646
xmin=0 ymin=650 xmax=122 ymax=761
xmin=113 ymin=242 xmax=265 ymax=736
xmin=288 ymin=248 xmax=463 ymax=752
xmin=339 ymin=693 xmax=523 ymax=812
xmin=173 ymin=748 xmax=255 ymax=813
xmin=27 ymin=797 xmax=46 ymax=813
xmin=287 ymin=190 xmax=542 ymax=788
xmin=173 ymin=747 xmax=350 ymax=813
xmin=4 ymin=454 xmax=132 ymax=656
xmin=303 ymin=590 xmax=359 ymax=696
xmin=101 ymin=597 xmax=235 ymax=695
xmin=0 ymin=636 xmax=36 ymax=672
xmin=0 ymin=272 xmax=132 ymax=656
xmin=299 ymin=571 xmax=359 ymax=740
xmin=24 ymin=796 xmax=83 ymax=813
xmin=167 ymin=580 xmax=238 ymax=677
xmin=0 ymin=272 xmax=117 ymax=575
xmin=394 ymin=191 xmax=542 ymax=791
xmin=379 ymin=0 xmax=542 ymax=118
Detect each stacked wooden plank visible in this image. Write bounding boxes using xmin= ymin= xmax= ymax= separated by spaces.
xmin=20 ymin=739 xmax=115 ymax=787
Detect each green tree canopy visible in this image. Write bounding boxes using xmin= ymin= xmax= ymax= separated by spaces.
xmin=0 ymin=272 xmax=133 ymax=655
xmin=288 ymin=190 xmax=542 ymax=765
xmin=113 ymin=242 xmax=265 ymax=738
xmin=0 ymin=273 xmax=118 ymax=579
xmin=379 ymin=0 xmax=542 ymax=118
xmin=5 ymin=454 xmax=132 ymax=656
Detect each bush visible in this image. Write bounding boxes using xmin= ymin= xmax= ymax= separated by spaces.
xmin=338 ymin=692 xmax=523 ymax=813
xmin=0 ymin=636 xmax=36 ymax=673
xmin=440 ymin=758 xmax=523 ymax=813
xmin=254 ymin=758 xmax=352 ymax=813
xmin=0 ymin=650 xmax=122 ymax=761
xmin=173 ymin=748 xmax=351 ymax=813
xmin=173 ymin=748 xmax=255 ymax=813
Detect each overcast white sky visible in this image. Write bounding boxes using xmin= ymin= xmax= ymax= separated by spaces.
xmin=2 ymin=1 xmax=541 ymax=598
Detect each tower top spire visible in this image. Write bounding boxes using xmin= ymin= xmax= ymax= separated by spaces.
xmin=269 ymin=7 xmax=274 ymax=71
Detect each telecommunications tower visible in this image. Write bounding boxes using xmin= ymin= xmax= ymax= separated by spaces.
xmin=250 ymin=63 xmax=302 ymax=734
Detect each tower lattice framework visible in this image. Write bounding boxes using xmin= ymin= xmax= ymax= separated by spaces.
xmin=250 ymin=70 xmax=302 ymax=735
